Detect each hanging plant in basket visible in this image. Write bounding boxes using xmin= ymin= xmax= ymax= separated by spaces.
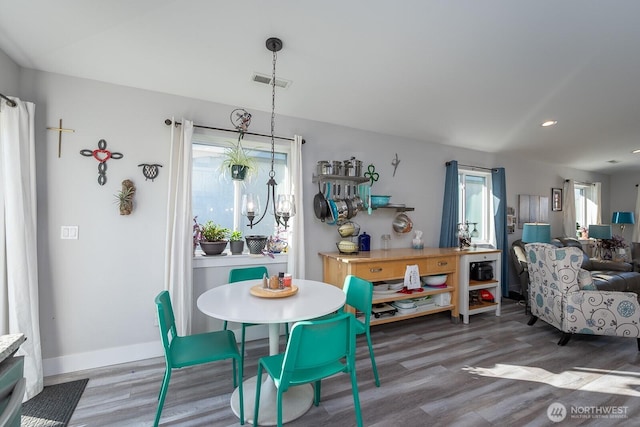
xmin=220 ymin=134 xmax=257 ymax=181
xmin=220 ymin=108 xmax=258 ymax=181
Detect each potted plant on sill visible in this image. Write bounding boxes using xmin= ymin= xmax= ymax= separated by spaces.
xmin=220 ymin=135 xmax=258 ymax=181
xmin=197 ymin=220 xmax=230 ymax=256
xmin=245 ymin=235 xmax=268 ymax=255
xmin=229 ymin=230 xmax=244 ymax=255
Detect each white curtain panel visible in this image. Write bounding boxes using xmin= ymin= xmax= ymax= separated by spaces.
xmin=563 ymin=180 xmax=577 ymax=237
xmin=587 ymin=182 xmax=602 ymax=226
xmin=488 ymin=183 xmax=497 ymax=248
xmin=287 ymin=135 xmax=305 ymax=278
xmin=164 ymin=119 xmax=194 ymax=335
xmin=0 ymin=97 xmax=43 ymax=400
xmin=633 ymin=186 xmax=640 ymax=243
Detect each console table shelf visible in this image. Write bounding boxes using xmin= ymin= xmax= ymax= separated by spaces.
xmin=319 ymin=248 xmax=461 ymax=325
xmin=372 ymin=285 xmax=455 ymax=304
xmin=366 ymin=304 xmax=455 ymax=326
xmin=459 ymin=250 xmax=502 ymax=324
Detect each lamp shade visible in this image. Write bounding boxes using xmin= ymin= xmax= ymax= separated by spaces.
xmin=588 ymin=224 xmax=612 ymax=240
xmin=612 ymin=211 xmax=635 ymax=225
xmin=522 ymin=223 xmax=551 ymax=243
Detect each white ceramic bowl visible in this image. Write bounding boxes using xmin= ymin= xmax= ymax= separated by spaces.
xmin=387 ymin=281 xmax=404 ymax=290
xmin=392 ymin=300 xmax=416 ymax=309
xmin=423 ymin=274 xmax=447 ymax=286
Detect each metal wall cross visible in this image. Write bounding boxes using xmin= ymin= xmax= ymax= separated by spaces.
xmin=80 ymin=139 xmax=124 ymax=185
xmin=47 ymin=119 xmax=75 ymax=158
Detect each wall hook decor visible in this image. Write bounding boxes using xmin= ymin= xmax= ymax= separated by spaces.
xmin=80 ymin=139 xmax=124 ymax=185
xmin=364 ymin=164 xmax=379 ymax=186
xmin=391 ymin=153 xmax=401 ymax=177
xmin=138 ymin=163 xmax=163 ymax=181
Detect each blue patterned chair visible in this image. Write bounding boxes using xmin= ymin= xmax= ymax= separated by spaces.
xmin=526 ymin=243 xmax=640 ymax=348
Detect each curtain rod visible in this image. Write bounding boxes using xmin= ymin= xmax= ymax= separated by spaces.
xmin=447 ymin=161 xmax=497 ymax=172
xmin=0 ymin=93 xmax=17 ymax=107
xmin=565 ymin=179 xmax=594 ymax=186
xmin=164 ymin=119 xmax=305 ymax=144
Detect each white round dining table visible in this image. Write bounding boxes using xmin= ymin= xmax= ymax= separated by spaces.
xmin=197 ymin=278 xmax=346 ymax=426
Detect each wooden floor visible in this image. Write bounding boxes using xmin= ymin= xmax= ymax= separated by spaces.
xmin=50 ymin=299 xmax=640 ymax=426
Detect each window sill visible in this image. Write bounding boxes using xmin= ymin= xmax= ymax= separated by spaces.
xmin=193 ymin=251 xmax=289 ymax=269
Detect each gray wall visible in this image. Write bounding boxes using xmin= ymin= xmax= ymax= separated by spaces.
xmin=0 ymin=48 xmax=20 ymax=96
xmin=610 ymin=171 xmax=640 ymax=243
xmin=0 ymin=48 xmax=617 ymax=374
xmin=500 ymin=153 xmax=610 ymax=240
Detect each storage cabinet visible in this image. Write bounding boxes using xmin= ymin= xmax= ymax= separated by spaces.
xmin=319 ymin=248 xmax=461 ymax=326
xmin=458 ymin=250 xmax=501 ymax=324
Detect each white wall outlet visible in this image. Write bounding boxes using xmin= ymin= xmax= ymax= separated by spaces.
xmin=61 ymin=226 xmax=79 ymax=240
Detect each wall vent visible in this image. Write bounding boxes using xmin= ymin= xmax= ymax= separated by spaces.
xmin=251 ymin=72 xmax=291 ymax=89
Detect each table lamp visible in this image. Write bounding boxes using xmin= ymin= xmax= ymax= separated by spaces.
xmin=588 ymin=224 xmax=612 ymax=259
xmin=522 ymin=223 xmax=551 ymax=243
xmin=612 ymin=211 xmax=635 ymax=233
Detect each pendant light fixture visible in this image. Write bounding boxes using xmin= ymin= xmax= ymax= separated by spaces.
xmin=241 ymin=37 xmax=296 ymax=229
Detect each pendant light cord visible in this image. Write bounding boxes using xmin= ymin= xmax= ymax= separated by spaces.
xmin=269 ymin=48 xmax=277 ymax=178
xmin=243 ymin=37 xmax=294 ymax=229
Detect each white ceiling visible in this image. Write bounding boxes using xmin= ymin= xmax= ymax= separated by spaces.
xmin=2 ymin=0 xmax=640 ymax=174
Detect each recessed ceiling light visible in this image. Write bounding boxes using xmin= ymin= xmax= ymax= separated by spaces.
xmin=633 ymin=149 xmax=640 ymax=154
xmin=541 ymin=120 xmax=558 ymax=127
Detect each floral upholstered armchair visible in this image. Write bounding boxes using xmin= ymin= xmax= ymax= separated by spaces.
xmin=525 ymin=243 xmax=640 ymax=348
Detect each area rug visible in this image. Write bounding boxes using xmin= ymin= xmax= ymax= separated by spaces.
xmin=21 ymin=378 xmax=89 ymax=427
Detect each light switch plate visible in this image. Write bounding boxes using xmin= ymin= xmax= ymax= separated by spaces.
xmin=61 ymin=226 xmax=79 ymax=240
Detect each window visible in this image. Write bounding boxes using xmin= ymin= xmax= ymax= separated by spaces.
xmin=574 ymin=183 xmax=598 ymax=232
xmin=458 ymin=169 xmax=492 ymax=244
xmin=574 ymin=185 xmax=587 ymax=231
xmin=192 ymin=132 xmax=291 ymax=239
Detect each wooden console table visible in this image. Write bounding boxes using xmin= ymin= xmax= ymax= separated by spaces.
xmin=319 ymin=248 xmax=461 ymax=325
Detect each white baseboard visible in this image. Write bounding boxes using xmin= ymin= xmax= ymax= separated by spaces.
xmin=42 ymin=325 xmax=286 ymax=376
xmin=43 ymin=341 xmax=163 ymax=377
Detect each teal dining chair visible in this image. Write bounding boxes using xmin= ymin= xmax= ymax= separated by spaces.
xmin=227 ymin=266 xmax=267 ymax=363
xmin=226 ymin=266 xmax=289 ymax=363
xmin=342 ymin=275 xmax=381 ymax=387
xmin=154 ymin=291 xmax=244 ymax=426
xmin=253 ymin=312 xmax=363 ymax=427
xmin=228 ymin=265 xmax=269 ymax=284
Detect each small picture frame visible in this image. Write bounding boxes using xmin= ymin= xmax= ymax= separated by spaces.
xmin=552 ymin=188 xmax=562 ymax=211
xmin=507 ymin=206 xmax=516 ymax=234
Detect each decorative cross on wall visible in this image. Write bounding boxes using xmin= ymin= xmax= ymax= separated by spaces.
xmin=47 ymin=119 xmax=75 ymax=158
xmin=80 ymin=139 xmax=124 ymax=185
